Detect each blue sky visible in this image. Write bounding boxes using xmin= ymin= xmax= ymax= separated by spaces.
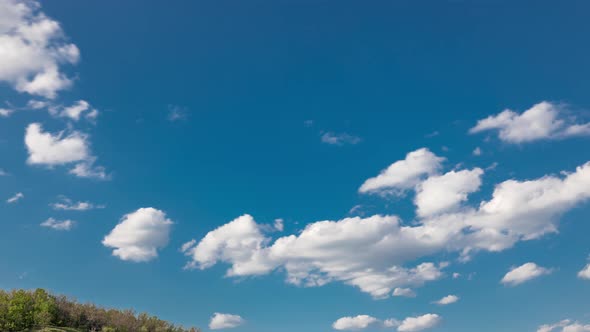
xmin=1 ymin=0 xmax=590 ymax=331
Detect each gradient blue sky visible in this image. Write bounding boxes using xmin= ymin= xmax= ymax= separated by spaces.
xmin=1 ymin=1 xmax=590 ymax=331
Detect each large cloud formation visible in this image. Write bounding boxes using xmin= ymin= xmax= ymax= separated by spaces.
xmin=182 ymin=148 xmax=590 ymax=298
xmin=103 ymin=208 xmax=173 ymax=262
xmin=0 ymin=0 xmax=80 ymax=98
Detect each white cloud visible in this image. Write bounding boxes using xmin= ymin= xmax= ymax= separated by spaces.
xmin=321 ymin=132 xmax=361 ymax=146
xmin=332 ymin=314 xmax=440 ymax=331
xmin=470 ymin=102 xmax=590 ymax=143
xmin=69 ymin=159 xmax=108 ymax=180
xmin=40 ymin=217 xmax=74 ymax=231
xmin=24 ymin=123 xmax=107 ymax=179
xmin=537 ymin=320 xmax=590 ymax=332
xmin=51 ymin=196 xmax=103 ymax=211
xmin=273 ymin=218 xmax=284 ymax=231
xmin=359 ymin=148 xmax=444 ymax=194
xmin=27 ymin=99 xmax=48 ymax=109
xmin=397 ymin=314 xmax=441 ymax=332
xmin=501 ymin=262 xmax=552 ymax=286
xmin=55 ymin=100 xmax=98 ymax=121
xmin=392 ymin=287 xmax=416 ymax=298
xmin=414 ymin=168 xmax=483 ymax=217
xmin=185 ymin=153 xmax=590 ymax=298
xmin=472 ymin=147 xmax=482 ymax=156
xmin=0 ymin=108 xmax=14 ymax=117
xmin=384 ymin=319 xmax=401 ymax=328
xmin=184 ymin=214 xmax=445 ymax=299
xmin=209 ymin=313 xmax=245 ymax=330
xmin=433 ymin=294 xmax=459 ymax=305
xmin=332 ymin=315 xmax=380 ymax=330
xmin=167 ymin=104 xmax=188 ymax=122
xmin=0 ymin=0 xmax=80 ymax=98
xmin=578 ymin=263 xmax=590 ymax=280
xmin=6 ymin=192 xmax=23 ymax=203
xmin=102 ymin=208 xmax=173 ymax=262
xmin=25 ymin=123 xmax=89 ymax=165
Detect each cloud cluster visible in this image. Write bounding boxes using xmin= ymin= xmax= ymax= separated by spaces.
xmin=25 ymin=123 xmax=107 ymax=179
xmin=332 ymin=314 xmax=440 ymax=332
xmin=209 ymin=313 xmax=244 ymax=330
xmin=0 ymin=0 xmax=80 ymax=98
xmin=103 ymin=208 xmax=173 ymax=262
xmin=183 ymin=148 xmax=590 ymax=298
xmin=470 ymin=102 xmax=590 ymax=143
xmin=500 ymin=262 xmax=552 ymax=286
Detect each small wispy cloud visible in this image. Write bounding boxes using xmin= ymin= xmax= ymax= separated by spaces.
xmin=51 ymin=196 xmax=105 ymax=211
xmin=0 ymin=108 xmax=14 ymax=117
xmin=433 ymin=294 xmax=459 ymax=305
xmin=41 ymin=218 xmax=75 ymax=231
xmin=321 ymin=132 xmax=361 ymax=146
xmin=6 ymin=192 xmax=24 ymax=204
xmin=167 ymin=104 xmax=189 ymax=122
xmin=425 ymin=131 xmax=439 ymax=138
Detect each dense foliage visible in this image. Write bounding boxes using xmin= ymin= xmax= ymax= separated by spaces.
xmin=0 ymin=289 xmax=199 ymax=332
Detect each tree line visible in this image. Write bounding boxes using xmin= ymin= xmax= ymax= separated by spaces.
xmin=0 ymin=288 xmax=200 ymax=332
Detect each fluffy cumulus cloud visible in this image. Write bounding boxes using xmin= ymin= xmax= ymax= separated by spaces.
xmin=332 ymin=315 xmax=380 ymax=330
xmin=24 ymin=123 xmax=107 ymax=179
xmin=397 ymin=314 xmax=441 ymax=332
xmin=433 ymin=294 xmax=459 ymax=305
xmin=40 ymin=217 xmax=74 ymax=231
xmin=183 ymin=214 xmax=445 ymax=298
xmin=538 ymin=320 xmax=590 ymax=332
xmin=209 ymin=313 xmax=245 ymax=330
xmin=414 ymin=168 xmax=483 ymax=217
xmin=0 ymin=0 xmax=80 ymax=98
xmin=470 ymin=101 xmax=590 ymax=143
xmin=500 ymin=262 xmax=552 ymax=286
xmin=184 ymin=148 xmax=590 ymax=298
xmin=102 ymin=208 xmax=173 ymax=262
xmin=321 ymin=132 xmax=362 ymax=146
xmin=359 ymin=148 xmax=444 ymax=194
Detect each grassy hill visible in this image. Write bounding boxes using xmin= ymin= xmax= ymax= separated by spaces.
xmin=2 ymin=288 xmax=199 ymax=332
